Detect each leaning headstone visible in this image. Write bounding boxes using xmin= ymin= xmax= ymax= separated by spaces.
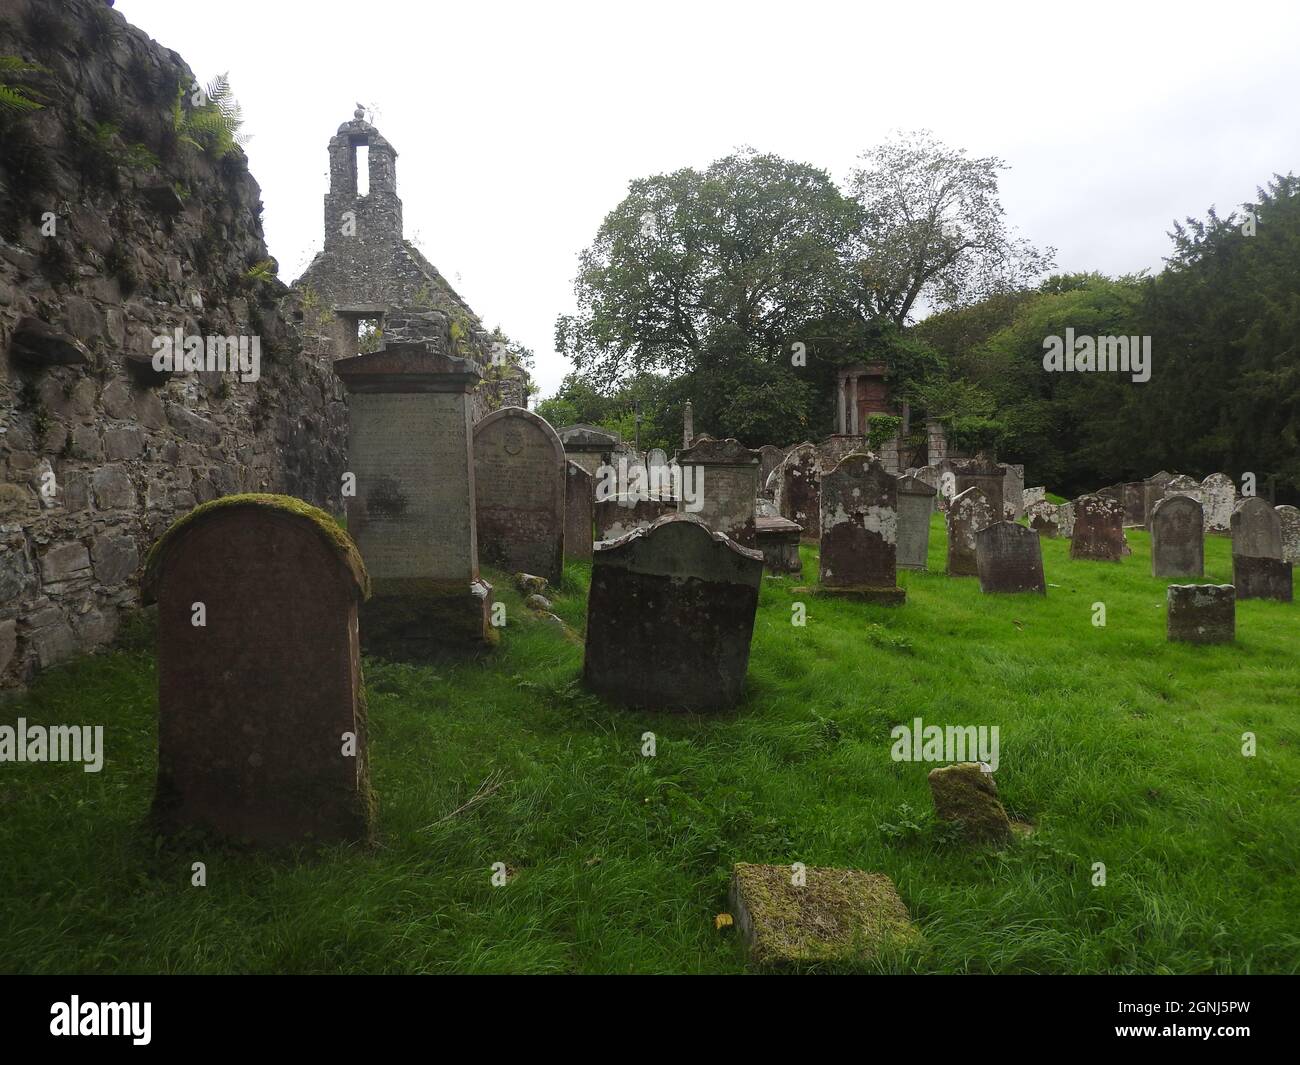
xmin=946 ymin=486 xmax=993 ymax=576
xmin=755 ymin=515 xmax=802 ymax=575
xmin=729 ymin=862 xmax=920 ymax=968
xmin=1201 ymin=473 xmax=1235 ymax=534
xmin=1121 ymin=482 xmax=1147 ymax=528
xmin=1231 ymin=497 xmax=1292 ymax=601
xmin=1001 ymin=464 xmax=1025 ymax=520
xmin=1070 ymin=494 xmax=1125 ymax=561
xmin=1150 ymin=495 xmax=1204 ymax=578
xmin=927 ymin=763 xmax=1013 ymax=845
xmin=953 ymin=459 xmax=1004 ymax=522
xmin=335 ymin=344 xmax=492 ymax=652
xmin=583 ymin=515 xmax=763 ymax=710
xmin=474 ymin=406 xmax=566 ymax=585
xmin=975 ymin=521 xmax=1046 ymax=594
xmin=774 ymin=442 xmax=820 ymax=542
xmin=140 ymin=494 xmax=373 ymax=845
xmin=676 ymin=436 xmax=761 ymax=546
xmin=1275 ymin=505 xmax=1300 ymax=563
xmin=1025 ymin=499 xmax=1060 ymax=538
xmin=817 ymin=454 xmax=903 ymax=603
xmin=915 ymin=464 xmax=943 ymax=510
xmin=757 ymin=445 xmax=784 ymax=498
xmin=1167 ymin=584 xmax=1235 ymax=644
xmin=564 ymin=461 xmax=594 ymax=562
xmin=896 ymin=474 xmax=937 ymax=571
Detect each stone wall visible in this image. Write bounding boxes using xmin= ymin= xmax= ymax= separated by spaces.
xmin=0 ymin=0 xmax=347 ymax=687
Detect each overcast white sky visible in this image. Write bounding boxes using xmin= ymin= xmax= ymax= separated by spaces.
xmin=116 ymin=0 xmax=1300 ymax=398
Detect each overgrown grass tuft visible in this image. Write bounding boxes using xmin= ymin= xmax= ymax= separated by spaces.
xmin=1 ymin=517 xmax=1297 ymax=973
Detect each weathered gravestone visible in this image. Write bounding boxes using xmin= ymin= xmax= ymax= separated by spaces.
xmin=1150 ymin=495 xmax=1204 ymax=578
xmin=1276 ymin=504 xmax=1300 ymax=563
xmin=556 ymin=424 xmax=620 ymax=478
xmin=1121 ymin=482 xmax=1147 ymax=528
xmin=1070 ymin=494 xmax=1125 ymax=561
xmin=916 ymin=464 xmax=944 ymax=511
xmin=1166 ymin=474 xmax=1203 ymax=507
xmin=729 ymin=862 xmax=920 ymax=968
xmin=817 ymin=454 xmax=904 ymax=603
xmin=1143 ymin=471 xmax=1174 ymax=530
xmin=1058 ymin=500 xmax=1076 ymax=539
xmin=816 ymin=434 xmax=862 ymax=475
xmin=954 ymin=459 xmax=1005 ymax=522
xmin=676 ymin=436 xmax=760 ymax=547
xmin=946 ymin=486 xmax=993 ymax=576
xmin=1231 ymin=497 xmax=1292 ymax=601
xmin=1201 ymin=473 xmax=1235 ymax=534
xmin=975 ymin=521 xmax=1046 ymax=594
xmin=896 ymin=474 xmax=937 ymax=571
xmin=755 ymin=515 xmax=802 ymax=575
xmin=1001 ymin=464 xmax=1025 ymax=520
xmin=757 ymin=445 xmax=784 ymax=498
xmin=1166 ymin=584 xmax=1235 ymax=644
xmin=583 ymin=515 xmax=763 ymax=711
xmin=928 ymin=762 xmax=1013 ymax=845
xmin=140 ymin=494 xmax=374 ymax=845
xmin=564 ymin=461 xmax=594 ymax=562
xmin=1025 ymin=499 xmax=1060 ymax=538
xmin=594 ymin=495 xmax=674 ymax=541
xmin=474 ymin=407 xmax=566 ymax=585
xmin=335 ymin=344 xmax=491 ymax=652
xmin=774 ymin=442 xmax=820 ymax=542
xmin=1022 ymin=486 xmax=1046 ymax=509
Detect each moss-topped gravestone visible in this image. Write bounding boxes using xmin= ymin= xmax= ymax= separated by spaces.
xmin=141 ymin=494 xmax=374 ymax=845
xmin=729 ymin=862 xmax=921 ymax=968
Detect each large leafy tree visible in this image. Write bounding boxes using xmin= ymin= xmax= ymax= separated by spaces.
xmin=848 ymin=130 xmax=1055 ymax=327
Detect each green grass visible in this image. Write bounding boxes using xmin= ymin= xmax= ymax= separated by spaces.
xmin=2 ymin=515 xmax=1298 ymax=974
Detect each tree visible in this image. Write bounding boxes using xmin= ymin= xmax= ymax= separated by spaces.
xmin=848 ymin=130 xmax=1055 ymax=328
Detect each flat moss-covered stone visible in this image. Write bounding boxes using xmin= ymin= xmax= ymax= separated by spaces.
xmin=729 ymin=862 xmax=921 ymax=968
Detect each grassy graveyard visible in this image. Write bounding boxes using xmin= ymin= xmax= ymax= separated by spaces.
xmin=2 ymin=514 xmax=1297 ymax=974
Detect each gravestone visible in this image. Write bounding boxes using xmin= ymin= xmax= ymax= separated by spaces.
xmin=1277 ymin=505 xmax=1300 ymax=563
xmin=140 ymin=494 xmax=373 ymax=845
xmin=954 ymin=459 xmax=1004 ymax=521
xmin=975 ymin=521 xmax=1046 ymax=594
xmin=757 ymin=445 xmax=784 ymax=498
xmin=475 ymin=407 xmax=566 ymax=585
xmin=729 ymin=862 xmax=919 ymax=968
xmin=1167 ymin=584 xmax=1235 ymax=644
xmin=1143 ymin=471 xmax=1174 ymax=530
xmin=816 ymin=434 xmax=862 ymax=474
xmin=755 ymin=515 xmax=802 ymax=575
xmin=645 ymin=448 xmax=674 ymax=502
xmin=817 ymin=454 xmax=903 ymax=603
xmin=1022 ymin=486 xmax=1046 ymax=508
xmin=676 ymin=436 xmax=761 ymax=547
xmin=916 ymin=464 xmax=943 ymax=511
xmin=564 ymin=461 xmax=594 ymax=562
xmin=774 ymin=442 xmax=820 ymax=542
xmin=896 ymin=474 xmax=937 ymax=571
xmin=1070 ymin=494 xmax=1125 ymax=561
xmin=928 ymin=763 xmax=1013 ymax=845
xmin=1231 ymin=497 xmax=1292 ymax=601
xmin=1025 ymin=499 xmax=1060 ymax=538
xmin=1166 ymin=474 xmax=1203 ymax=506
xmin=1121 ymin=482 xmax=1147 ymax=527
xmin=556 ymin=424 xmax=620 ymax=478
xmin=583 ymin=515 xmax=763 ymax=710
xmin=1001 ymin=464 xmax=1025 ymax=520
xmin=1058 ymin=501 xmax=1076 ymax=539
xmin=1150 ymin=495 xmax=1204 ymax=578
xmin=946 ymin=486 xmax=993 ymax=576
xmin=335 ymin=344 xmax=491 ymax=652
xmin=1201 ymin=473 xmax=1235 ymax=534
xmin=594 ymin=495 xmax=674 ymax=541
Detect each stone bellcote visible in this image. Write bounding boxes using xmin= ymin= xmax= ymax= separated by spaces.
xmin=323 ymin=105 xmax=402 ymax=251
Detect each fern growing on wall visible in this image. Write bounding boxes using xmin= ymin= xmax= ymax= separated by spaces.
xmin=0 ymin=56 xmax=47 ymax=114
xmin=171 ymin=72 xmax=247 ymax=158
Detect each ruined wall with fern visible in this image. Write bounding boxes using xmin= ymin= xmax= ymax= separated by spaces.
xmin=0 ymin=0 xmax=348 ymax=687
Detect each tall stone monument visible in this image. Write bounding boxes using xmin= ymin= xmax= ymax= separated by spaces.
xmin=335 ymin=344 xmax=492 ymax=652
xmin=675 ymin=437 xmax=761 ymax=547
xmin=565 ymin=461 xmax=594 ymax=563
xmin=774 ymin=442 xmax=820 ymax=541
